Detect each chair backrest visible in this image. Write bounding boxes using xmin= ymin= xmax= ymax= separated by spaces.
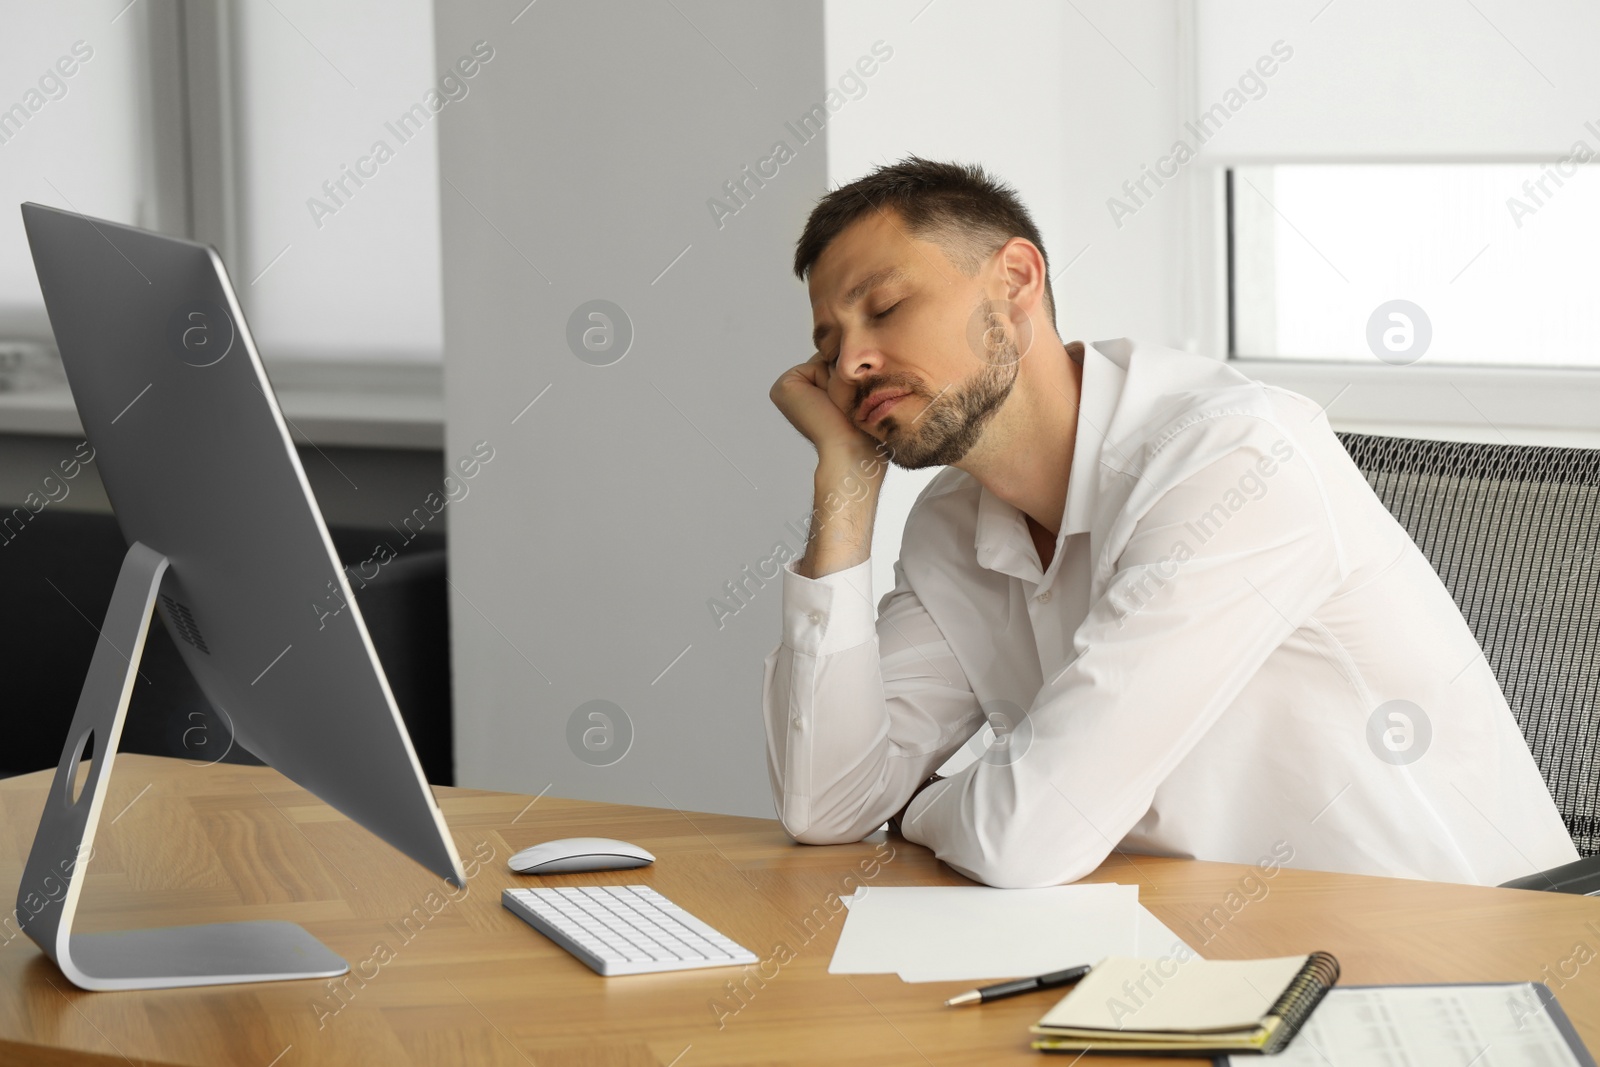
xmin=1336 ymin=433 xmax=1600 ymax=857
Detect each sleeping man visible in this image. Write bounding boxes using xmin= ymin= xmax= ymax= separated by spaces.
xmin=762 ymin=156 xmax=1577 ymax=888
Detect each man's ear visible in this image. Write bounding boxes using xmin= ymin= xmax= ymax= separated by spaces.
xmin=997 ymin=236 xmax=1047 ymax=319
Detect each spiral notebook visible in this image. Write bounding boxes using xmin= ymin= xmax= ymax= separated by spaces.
xmin=1030 ymin=951 xmax=1339 ymax=1055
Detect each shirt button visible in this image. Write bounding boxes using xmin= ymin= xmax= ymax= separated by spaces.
xmin=1035 ymin=589 xmax=1052 ymax=603
xmin=791 ymin=715 xmax=804 ymax=730
xmin=807 ymin=611 xmax=822 ymax=623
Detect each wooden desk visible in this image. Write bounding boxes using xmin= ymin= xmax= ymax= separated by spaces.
xmin=0 ymin=755 xmax=1596 ymax=1066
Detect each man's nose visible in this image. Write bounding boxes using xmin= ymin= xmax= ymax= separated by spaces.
xmin=836 ymin=345 xmax=883 ymax=383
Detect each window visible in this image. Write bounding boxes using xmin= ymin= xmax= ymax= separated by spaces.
xmin=1230 ymin=163 xmax=1600 ymax=370
xmin=0 ymin=5 xmax=155 ymax=343
xmin=232 ymin=0 xmax=443 ymax=363
xmin=0 ymin=0 xmax=443 ymax=365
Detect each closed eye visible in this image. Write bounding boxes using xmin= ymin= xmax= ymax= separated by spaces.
xmin=823 ymin=301 xmax=901 ymax=366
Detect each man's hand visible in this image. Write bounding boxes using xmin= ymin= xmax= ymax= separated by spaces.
xmin=772 ymin=350 xmax=891 ymax=580
xmin=770 ymin=350 xmax=881 ymax=465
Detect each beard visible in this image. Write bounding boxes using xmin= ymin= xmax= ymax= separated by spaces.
xmin=873 ymin=304 xmax=1022 ymax=470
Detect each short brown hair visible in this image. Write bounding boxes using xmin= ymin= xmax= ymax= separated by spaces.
xmin=792 ymin=155 xmax=1055 ymax=326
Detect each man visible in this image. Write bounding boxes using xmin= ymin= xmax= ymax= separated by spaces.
xmin=763 ymin=156 xmax=1577 ymax=889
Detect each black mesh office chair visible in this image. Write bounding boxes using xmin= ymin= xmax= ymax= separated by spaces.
xmin=1336 ymin=433 xmax=1600 ymax=894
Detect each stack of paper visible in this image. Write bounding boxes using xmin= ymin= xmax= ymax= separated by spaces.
xmin=829 ymin=883 xmax=1196 ymax=983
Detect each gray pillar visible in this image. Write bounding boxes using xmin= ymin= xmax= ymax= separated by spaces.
xmin=434 ymin=0 xmax=828 ymax=816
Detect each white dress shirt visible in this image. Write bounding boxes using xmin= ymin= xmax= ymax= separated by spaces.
xmin=762 ymin=337 xmax=1579 ymax=889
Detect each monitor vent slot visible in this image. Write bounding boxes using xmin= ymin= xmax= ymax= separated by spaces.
xmin=160 ymin=595 xmax=210 ymax=654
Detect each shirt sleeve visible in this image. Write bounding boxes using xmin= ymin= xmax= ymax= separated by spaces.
xmin=762 ymin=552 xmax=981 ymax=844
xmin=898 ymin=416 xmax=1346 ymax=888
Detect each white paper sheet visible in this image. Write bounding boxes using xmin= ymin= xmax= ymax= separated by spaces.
xmin=829 ymin=883 xmax=1198 ymax=983
xmin=1133 ymin=905 xmax=1199 ymax=960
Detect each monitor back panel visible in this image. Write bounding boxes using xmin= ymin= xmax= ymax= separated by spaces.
xmin=22 ymin=203 xmax=464 ymax=886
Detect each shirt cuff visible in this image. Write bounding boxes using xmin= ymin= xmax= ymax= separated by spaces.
xmin=781 ymin=556 xmax=876 ymax=656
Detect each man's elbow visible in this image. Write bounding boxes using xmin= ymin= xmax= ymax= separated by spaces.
xmin=787 ymin=823 xmax=868 ymax=846
xmin=945 ymin=833 xmax=1107 ymax=889
xmin=779 ymin=806 xmax=884 ymax=847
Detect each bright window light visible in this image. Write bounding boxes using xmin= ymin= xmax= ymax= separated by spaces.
xmin=1231 ymin=163 xmax=1600 ymax=370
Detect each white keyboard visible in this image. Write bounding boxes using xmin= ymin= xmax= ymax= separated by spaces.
xmin=502 ymin=885 xmax=759 ymax=976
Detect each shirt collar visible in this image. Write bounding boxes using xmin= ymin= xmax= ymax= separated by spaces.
xmin=973 ymin=339 xmax=1125 ymax=578
xmin=1063 ymin=338 xmax=1123 ymax=536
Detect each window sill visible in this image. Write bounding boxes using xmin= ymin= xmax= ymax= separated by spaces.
xmin=1231 ymin=358 xmax=1600 ymax=448
xmin=0 ymin=359 xmax=443 ymax=450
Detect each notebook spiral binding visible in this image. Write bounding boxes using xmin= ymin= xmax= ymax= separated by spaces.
xmin=1262 ymin=950 xmax=1342 ymax=1054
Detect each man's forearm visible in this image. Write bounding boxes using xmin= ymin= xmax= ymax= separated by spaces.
xmin=796 ymin=452 xmax=884 ymax=579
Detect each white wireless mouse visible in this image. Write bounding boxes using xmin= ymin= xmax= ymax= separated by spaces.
xmin=508 ymin=837 xmax=656 ymax=875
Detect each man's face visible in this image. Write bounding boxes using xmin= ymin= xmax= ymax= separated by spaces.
xmin=808 ymin=211 xmax=1022 ymax=469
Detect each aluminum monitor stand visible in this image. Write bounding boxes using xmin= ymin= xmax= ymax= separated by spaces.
xmin=15 ymin=541 xmax=348 ymax=991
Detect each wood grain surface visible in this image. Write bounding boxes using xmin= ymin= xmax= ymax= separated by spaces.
xmin=0 ymin=755 xmax=1595 ymax=1066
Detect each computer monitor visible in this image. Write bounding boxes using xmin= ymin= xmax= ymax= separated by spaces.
xmin=15 ymin=202 xmax=466 ymax=990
